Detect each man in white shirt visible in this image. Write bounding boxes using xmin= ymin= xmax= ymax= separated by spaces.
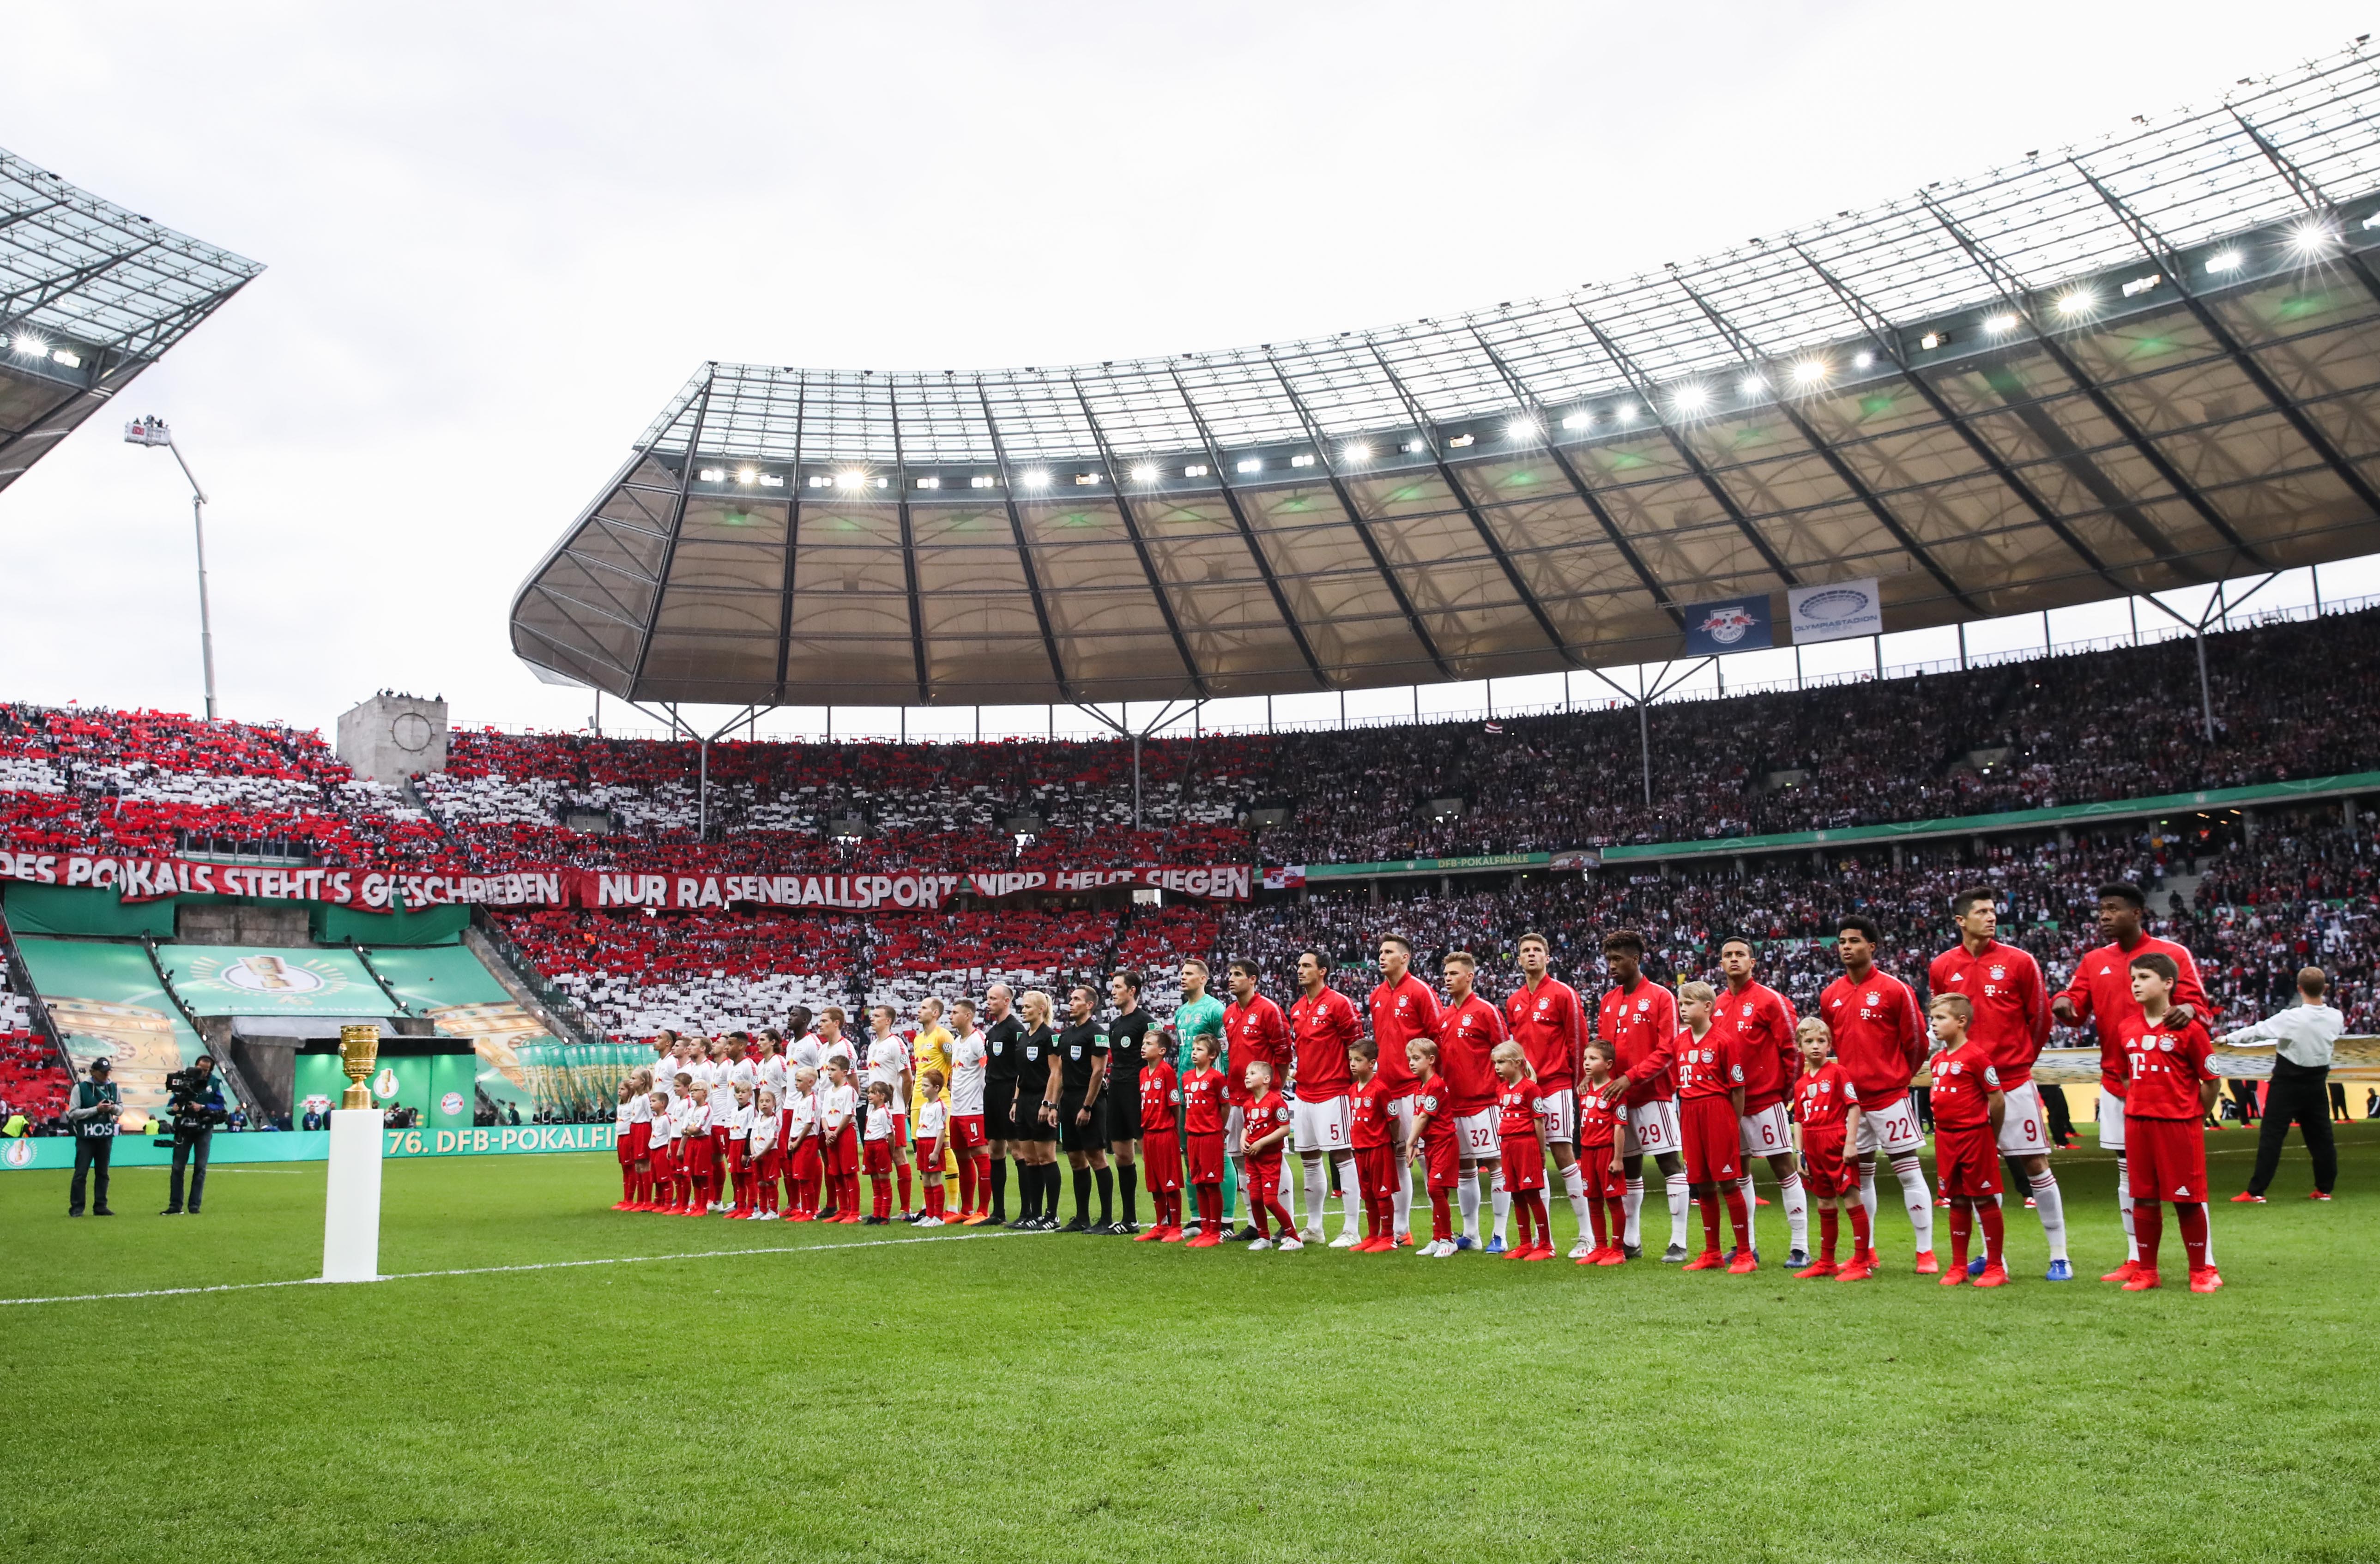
xmin=2223 ymin=966 xmax=2345 ymax=1203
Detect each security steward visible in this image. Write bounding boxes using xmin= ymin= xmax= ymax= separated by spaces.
xmin=66 ymin=1058 xmax=122 ymax=1217
xmin=1049 ymin=984 xmax=1113 ymax=1233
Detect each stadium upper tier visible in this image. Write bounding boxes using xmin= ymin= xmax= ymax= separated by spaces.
xmin=0 ymin=146 xmax=261 ymax=495
xmin=519 ymin=52 xmax=2380 ymax=707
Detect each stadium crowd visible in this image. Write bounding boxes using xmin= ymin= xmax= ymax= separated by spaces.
xmin=4 ymin=608 xmax=2378 ymax=883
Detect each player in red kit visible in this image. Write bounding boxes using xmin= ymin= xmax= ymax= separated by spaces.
xmin=1926 ymin=992 xmax=2009 ymax=1286
xmin=1506 ymin=932 xmax=1595 ymax=1258
xmin=1716 ymin=938 xmax=1810 ymax=1267
xmin=2052 ymin=882 xmax=2208 ymax=1283
xmin=1789 ymin=1017 xmax=1868 ymax=1280
xmin=1821 ymin=916 xmax=1937 ymax=1273
xmin=2113 ymin=954 xmax=2223 ymax=1292
xmin=1348 ymin=1039 xmax=1396 ymax=1251
xmin=1369 ymin=935 xmax=1440 ymax=1248
xmin=1180 ymin=1035 xmax=1229 ymax=1246
xmin=1136 ymin=1038 xmax=1185 ymax=1243
xmin=1224 ymin=960 xmax=1295 ymax=1241
xmin=1931 ymin=888 xmax=2066 ymax=1278
xmin=1405 ymin=1038 xmax=1461 ymax=1256
xmin=1491 ymin=1042 xmax=1553 ymax=1260
xmin=1592 ymin=930 xmax=1688 ymax=1262
xmin=1673 ymin=981 xmax=1752 ymax=1272
xmin=1289 ymin=949 xmax=1365 ymax=1247
xmin=1436 ymin=950 xmax=1507 ymax=1253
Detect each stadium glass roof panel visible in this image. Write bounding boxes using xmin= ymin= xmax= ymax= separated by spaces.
xmin=521 ymin=48 xmax=2380 ymax=707
xmin=0 ymin=145 xmax=261 ymax=494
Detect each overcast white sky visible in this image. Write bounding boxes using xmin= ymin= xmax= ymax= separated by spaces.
xmin=6 ymin=2 xmax=2378 ymax=744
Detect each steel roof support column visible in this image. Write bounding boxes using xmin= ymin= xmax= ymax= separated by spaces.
xmin=1466 ymin=330 xmax=1687 ymax=627
xmin=630 ymin=364 xmax=716 ymax=690
xmin=1791 ymin=246 xmax=2132 ymax=598
xmin=773 ymin=377 xmax=808 ymax=703
xmin=975 ymin=380 xmax=1076 ymax=701
xmin=1068 ymin=380 xmax=1209 ymax=700
xmin=886 ymin=382 xmax=931 ymax=704
xmin=1365 ymin=343 xmax=1576 ymax=662
xmin=1262 ymin=352 xmax=1456 ymax=679
xmin=2073 ymin=160 xmax=2380 ymax=520
xmin=1166 ymin=367 xmax=1329 ymax=689
xmin=1668 ymin=285 xmax=1983 ymax=613
xmin=2230 ymin=109 xmax=2380 ymax=312
xmin=1572 ymin=306 xmax=1800 ymax=587
xmin=1921 ymin=198 xmax=2266 ymax=573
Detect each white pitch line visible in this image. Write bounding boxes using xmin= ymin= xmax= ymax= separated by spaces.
xmin=0 ymin=1227 xmax=1031 ymax=1308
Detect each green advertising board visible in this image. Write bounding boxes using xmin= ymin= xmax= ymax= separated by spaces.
xmin=152 ymin=944 xmax=386 ymax=1016
xmin=0 ymin=1120 xmax=618 ymax=1171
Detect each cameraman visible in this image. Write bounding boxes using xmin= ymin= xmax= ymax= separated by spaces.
xmin=66 ymin=1058 xmax=121 ymax=1217
xmin=161 ymin=1055 xmax=227 ymax=1216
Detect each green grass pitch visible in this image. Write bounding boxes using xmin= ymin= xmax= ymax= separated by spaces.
xmin=0 ymin=1127 xmax=2372 ymax=1563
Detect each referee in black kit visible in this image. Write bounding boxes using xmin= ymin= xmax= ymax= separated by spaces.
xmin=980 ymin=984 xmax=1024 ymax=1224
xmin=1105 ymin=970 xmax=1153 ymax=1234
xmin=1047 ymin=984 xmax=1113 ymax=1232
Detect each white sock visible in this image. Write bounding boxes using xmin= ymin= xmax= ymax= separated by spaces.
xmin=2117 ymin=1157 xmax=2138 ymax=1260
xmin=1622 ymin=1176 xmax=1645 ymax=1247
xmin=1736 ymin=1174 xmax=1758 ymax=1252
xmin=1492 ymin=1184 xmax=1511 ymax=1243
xmin=1665 ymin=1171 xmax=1691 ymax=1249
xmin=1394 ymin=1148 xmax=1413 ymax=1238
xmin=1459 ymin=1167 xmax=1483 ymax=1240
xmin=1302 ymin=1156 xmax=1326 ymax=1233
xmin=1563 ymin=1163 xmax=1589 ymax=1246
xmin=1338 ymin=1159 xmax=1360 ymax=1237
xmin=1780 ymin=1171 xmax=1808 ymax=1254
xmin=2197 ymin=1202 xmax=2215 ymax=1267
xmin=2030 ymin=1171 xmax=2067 ymax=1261
xmin=1891 ymin=1154 xmax=1934 ymax=1252
xmin=1858 ymin=1160 xmax=1880 ymax=1242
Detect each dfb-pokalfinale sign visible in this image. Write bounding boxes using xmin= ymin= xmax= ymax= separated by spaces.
xmin=0 ymin=851 xmax=1254 ymax=912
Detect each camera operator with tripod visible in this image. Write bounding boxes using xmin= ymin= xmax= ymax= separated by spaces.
xmin=159 ymin=1055 xmax=228 ymax=1215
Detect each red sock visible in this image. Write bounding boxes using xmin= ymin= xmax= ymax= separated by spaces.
xmin=1818 ymin=1206 xmax=1839 ymax=1262
xmin=1430 ymin=1190 xmax=1452 ymax=1241
xmin=898 ymin=1163 xmax=913 ymax=1214
xmin=1587 ymin=1190 xmax=1609 ymax=1249
xmin=2135 ymin=1199 xmax=2163 ymax=1270
xmin=2177 ymin=1202 xmax=2209 ymax=1272
xmin=1526 ymin=1191 xmax=1549 ymax=1248
xmin=1267 ymin=1196 xmax=1295 ymax=1236
xmin=1723 ymin=1185 xmax=1751 ymax=1250
xmin=1950 ymin=1200 xmax=1974 ymax=1269
xmin=1198 ymin=1184 xmax=1220 ymax=1234
xmin=958 ymin=1155 xmax=977 ymax=1216
xmin=1603 ymin=1195 xmax=1626 ymax=1247
xmin=620 ymin=1166 xmax=634 ymax=1203
xmin=1849 ymin=1200 xmax=1872 ymax=1254
xmin=1697 ymin=1194 xmax=1721 ymax=1251
xmin=1979 ymin=1201 xmax=2005 ymax=1266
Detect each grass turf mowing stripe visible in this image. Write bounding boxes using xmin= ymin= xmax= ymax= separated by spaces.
xmin=0 ymin=1226 xmax=1028 ymax=1308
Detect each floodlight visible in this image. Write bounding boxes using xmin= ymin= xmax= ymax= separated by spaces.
xmin=2120 ymin=273 xmax=2162 ymax=297
xmin=836 ymin=471 xmax=866 ymax=489
xmin=1853 ymin=351 xmax=1875 ymax=369
xmin=1986 ymin=313 xmax=2019 ymax=334
xmin=1073 ymin=472 xmax=1098 ymax=485
xmin=2205 ymin=249 xmax=2243 ymax=273
xmin=970 ymin=474 xmax=996 ymax=488
xmin=737 ymin=468 xmax=757 ymax=484
xmin=699 ymin=467 xmax=725 ymax=482
xmin=1023 ymin=469 xmax=1051 ymax=486
xmin=12 ymin=333 xmax=47 ymax=356
xmin=1560 ymin=411 xmax=1591 ymax=429
xmin=2289 ymin=222 xmax=2339 ymax=254
xmin=1341 ymin=443 xmax=1372 ymax=463
xmin=1129 ymin=463 xmax=1159 ymax=482
xmin=1184 ymin=463 xmax=1209 ymax=477
xmin=1672 ymin=385 xmax=1709 ymax=412
xmin=2054 ymin=290 xmax=2094 ymax=317
xmin=1918 ymin=331 xmax=1947 ymax=351
xmin=1237 ymin=458 xmax=1262 ymax=473
xmin=1289 ymin=453 xmax=1315 ymax=467
xmin=50 ymin=348 xmax=80 ymax=368
xmin=1615 ymin=403 xmax=1639 ymax=424
xmin=1446 ymin=433 xmax=1474 ymax=447
xmin=1736 ymin=375 xmax=1765 ymax=398
xmin=915 ymin=476 xmax=941 ymax=489
xmin=1506 ymin=417 xmax=1540 ymax=441
xmin=1399 ymin=440 xmax=1426 ymax=453
xmin=1791 ymin=360 xmax=1827 ymax=386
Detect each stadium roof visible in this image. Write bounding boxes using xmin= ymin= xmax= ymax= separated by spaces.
xmin=517 ymin=48 xmax=2380 ymax=709
xmin=0 ymin=146 xmax=261 ymax=495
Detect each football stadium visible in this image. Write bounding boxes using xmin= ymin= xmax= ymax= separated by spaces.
xmin=6 ymin=19 xmax=2380 ymax=1562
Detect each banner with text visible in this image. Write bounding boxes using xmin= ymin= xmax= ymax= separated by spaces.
xmin=0 ymin=851 xmax=1253 ymax=911
xmin=1788 ymin=578 xmax=1884 ymax=645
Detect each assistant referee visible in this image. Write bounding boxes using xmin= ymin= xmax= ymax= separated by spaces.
xmin=1050 ymin=984 xmax=1113 ymax=1233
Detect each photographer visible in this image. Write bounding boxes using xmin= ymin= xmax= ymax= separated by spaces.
xmin=66 ymin=1058 xmax=122 ymax=1217
xmin=160 ymin=1055 xmax=228 ymax=1216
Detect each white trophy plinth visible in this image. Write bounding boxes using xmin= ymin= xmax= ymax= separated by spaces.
xmin=321 ymin=1107 xmax=386 ymax=1283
